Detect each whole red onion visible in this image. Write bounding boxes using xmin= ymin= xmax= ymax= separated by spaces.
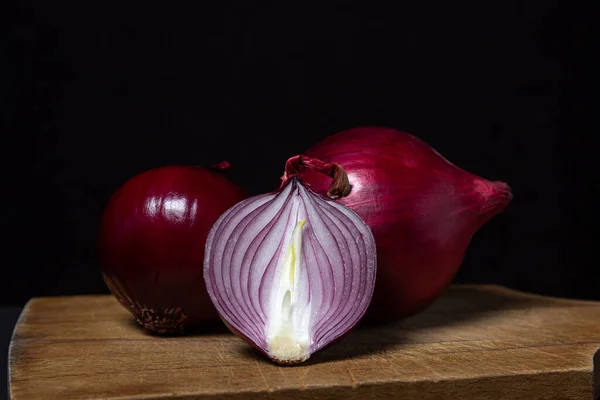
xmin=98 ymin=163 xmax=246 ymax=334
xmin=301 ymin=126 xmax=512 ymax=322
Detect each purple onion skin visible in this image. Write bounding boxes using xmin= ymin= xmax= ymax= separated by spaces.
xmin=302 ymin=126 xmax=513 ymax=323
xmin=99 ymin=165 xmax=246 ymax=335
xmin=204 ymin=173 xmax=377 ymax=366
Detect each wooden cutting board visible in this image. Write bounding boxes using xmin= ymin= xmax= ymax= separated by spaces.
xmin=8 ymin=284 xmax=600 ymax=400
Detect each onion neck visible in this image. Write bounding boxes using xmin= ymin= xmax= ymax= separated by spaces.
xmin=266 ymin=219 xmax=311 ymax=365
xmin=473 ymin=179 xmax=513 ymax=216
xmin=280 ymin=155 xmax=351 ymax=199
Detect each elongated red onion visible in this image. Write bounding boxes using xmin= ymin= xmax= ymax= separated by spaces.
xmin=204 ymin=157 xmax=376 ymax=365
xmin=99 ymin=163 xmax=246 ymax=334
xmin=301 ymin=126 xmax=512 ymax=322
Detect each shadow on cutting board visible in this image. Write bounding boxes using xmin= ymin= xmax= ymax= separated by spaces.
xmin=304 ymin=284 xmax=579 ymax=364
xmin=122 ymin=315 xmax=232 ymax=336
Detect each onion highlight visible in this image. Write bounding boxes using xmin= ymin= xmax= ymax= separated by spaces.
xmin=204 ymin=156 xmax=377 ymax=365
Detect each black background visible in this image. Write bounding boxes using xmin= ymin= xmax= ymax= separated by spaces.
xmin=3 ymin=1 xmax=596 ymax=308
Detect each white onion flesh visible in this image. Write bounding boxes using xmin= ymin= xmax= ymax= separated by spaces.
xmin=203 ymin=177 xmax=377 ymax=365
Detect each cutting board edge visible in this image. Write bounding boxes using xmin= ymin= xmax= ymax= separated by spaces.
xmin=594 ymin=347 xmax=600 ymax=400
xmin=8 ymin=299 xmax=30 ymax=400
xmin=7 ymin=368 xmax=595 ymax=400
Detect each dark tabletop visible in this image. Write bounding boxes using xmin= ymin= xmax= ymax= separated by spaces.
xmin=1 ymin=308 xmax=23 ymax=400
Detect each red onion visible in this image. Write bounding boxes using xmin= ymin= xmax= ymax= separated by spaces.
xmin=98 ymin=163 xmax=246 ymax=334
xmin=204 ymin=156 xmax=376 ymax=365
xmin=301 ymin=126 xmax=513 ymax=322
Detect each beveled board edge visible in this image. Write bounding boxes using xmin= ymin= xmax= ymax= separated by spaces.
xmin=7 ymin=299 xmax=30 ymax=400
xmin=594 ymin=347 xmax=600 ymax=400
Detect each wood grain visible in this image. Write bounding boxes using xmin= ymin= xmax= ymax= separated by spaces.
xmin=9 ymin=284 xmax=600 ymax=399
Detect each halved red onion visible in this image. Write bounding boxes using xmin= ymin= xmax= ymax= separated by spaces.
xmin=203 ymin=156 xmax=377 ymax=365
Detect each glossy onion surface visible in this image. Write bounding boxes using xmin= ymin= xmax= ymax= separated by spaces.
xmin=99 ymin=165 xmax=246 ymax=334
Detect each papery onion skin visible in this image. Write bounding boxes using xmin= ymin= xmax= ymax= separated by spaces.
xmin=301 ymin=126 xmax=513 ymax=322
xmin=99 ymin=164 xmax=246 ymax=335
xmin=204 ymin=158 xmax=377 ymax=365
